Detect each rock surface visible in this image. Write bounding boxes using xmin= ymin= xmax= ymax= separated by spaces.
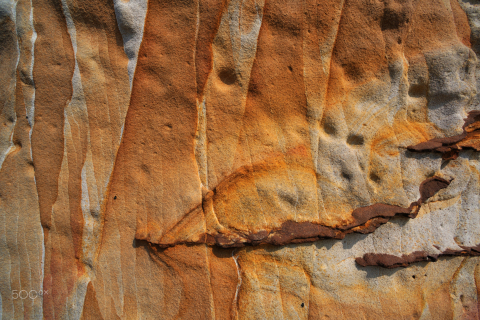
xmin=1 ymin=0 xmax=480 ymax=319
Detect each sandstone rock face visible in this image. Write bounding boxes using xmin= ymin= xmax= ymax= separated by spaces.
xmin=2 ymin=0 xmax=480 ymax=319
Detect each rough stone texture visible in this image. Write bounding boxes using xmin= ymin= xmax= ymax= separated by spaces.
xmin=2 ymin=0 xmax=480 ymax=319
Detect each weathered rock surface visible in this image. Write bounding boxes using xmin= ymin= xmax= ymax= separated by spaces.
xmin=2 ymin=0 xmax=480 ymax=319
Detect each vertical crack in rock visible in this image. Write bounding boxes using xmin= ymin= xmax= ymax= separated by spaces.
xmin=231 ymin=248 xmax=242 ymax=320
xmin=99 ymin=2 xmax=205 ymax=316
xmin=193 ymin=0 xmax=208 ymax=188
xmin=203 ymin=244 xmax=217 ymax=319
xmin=195 ymin=99 xmax=208 ymax=188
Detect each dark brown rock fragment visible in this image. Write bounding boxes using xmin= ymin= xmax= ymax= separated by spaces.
xmin=356 ymin=245 xmax=480 ymax=269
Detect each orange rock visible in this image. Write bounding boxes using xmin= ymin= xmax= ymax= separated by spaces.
xmin=2 ymin=0 xmax=480 ymax=318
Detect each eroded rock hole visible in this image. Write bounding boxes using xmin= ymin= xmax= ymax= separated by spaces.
xmin=323 ymin=122 xmax=336 ymax=135
xmin=141 ymin=164 xmax=150 ymax=174
xmin=408 ymin=83 xmax=428 ymax=98
xmin=163 ymin=123 xmax=173 ymax=132
xmin=369 ymin=172 xmax=381 ymax=183
xmin=347 ymin=134 xmax=364 ymax=146
xmin=341 ymin=171 xmax=352 ymax=181
xmin=219 ymin=68 xmax=237 ymax=85
xmin=279 ymin=190 xmax=297 ymax=206
xmin=342 ymin=63 xmax=361 ymax=80
xmin=381 ymin=7 xmax=409 ymax=31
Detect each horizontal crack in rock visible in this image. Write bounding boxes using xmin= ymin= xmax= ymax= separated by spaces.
xmin=139 ymin=176 xmax=451 ymax=249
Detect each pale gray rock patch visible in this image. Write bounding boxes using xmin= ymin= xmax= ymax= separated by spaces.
xmin=425 ymin=45 xmax=477 ymax=136
xmin=459 ymin=0 xmax=480 ymax=109
xmin=113 ymin=0 xmax=148 ymax=89
xmin=0 ymin=0 xmax=18 ymax=170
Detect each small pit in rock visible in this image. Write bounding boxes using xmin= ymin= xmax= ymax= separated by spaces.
xmin=369 ymin=172 xmax=381 ymax=183
xmin=347 ymin=134 xmax=364 ymax=146
xmin=219 ymin=68 xmax=237 ymax=85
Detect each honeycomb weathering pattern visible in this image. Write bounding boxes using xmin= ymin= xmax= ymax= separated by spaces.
xmin=2 ymin=0 xmax=480 ymax=318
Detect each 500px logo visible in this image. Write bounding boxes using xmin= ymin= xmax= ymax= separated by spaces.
xmin=12 ymin=290 xmax=48 ymax=300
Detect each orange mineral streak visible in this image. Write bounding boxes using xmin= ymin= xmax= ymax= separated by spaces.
xmin=31 ymin=0 xmax=132 ymax=317
xmin=208 ymin=247 xmax=240 ymax=318
xmin=105 ymin=0 xmax=203 ymax=243
xmin=67 ymin=0 xmax=131 ymax=190
xmin=405 ymin=0 xmax=461 ymax=58
xmin=0 ymin=71 xmax=42 ymax=319
xmin=31 ymin=0 xmax=74 ymax=234
xmin=219 ymin=0 xmax=316 ymax=226
xmin=80 ymin=282 xmax=104 ymax=320
xmin=31 ymin=0 xmax=76 ymax=317
xmin=330 ymin=0 xmax=388 ymax=86
xmin=195 ymin=0 xmax=227 ymax=99
xmin=451 ymin=0 xmax=472 ymax=48
xmin=145 ymin=243 xmax=217 ymax=319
